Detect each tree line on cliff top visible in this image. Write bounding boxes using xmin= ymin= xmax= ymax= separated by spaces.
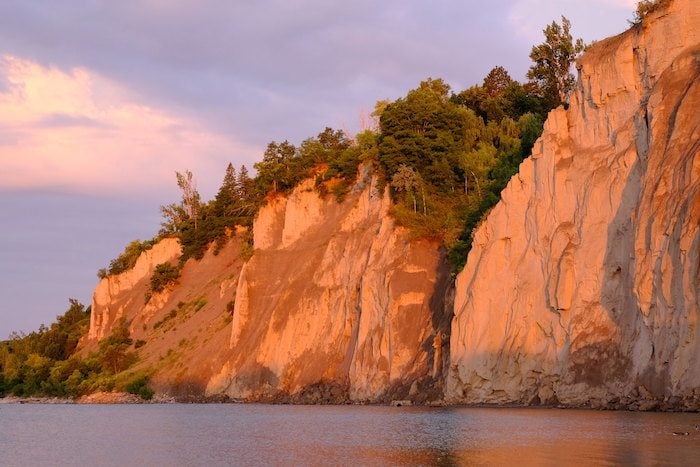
xmin=99 ymin=15 xmax=585 ymax=285
xmin=2 ymin=15 xmax=586 ymax=399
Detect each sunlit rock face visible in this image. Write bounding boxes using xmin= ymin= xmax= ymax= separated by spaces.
xmin=207 ymin=169 xmax=452 ymax=403
xmin=88 ymin=237 xmax=181 ymax=341
xmin=447 ymin=0 xmax=700 ymax=409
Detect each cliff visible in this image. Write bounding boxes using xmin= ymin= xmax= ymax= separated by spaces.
xmin=85 ymin=0 xmax=698 ymax=409
xmin=207 ymin=170 xmax=451 ymax=402
xmin=86 ymin=236 xmax=246 ymax=396
xmin=447 ymin=0 xmax=700 ymax=410
xmin=86 ymin=168 xmax=451 ymax=401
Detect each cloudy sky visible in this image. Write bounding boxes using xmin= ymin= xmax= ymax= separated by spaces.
xmin=0 ymin=0 xmax=635 ymax=337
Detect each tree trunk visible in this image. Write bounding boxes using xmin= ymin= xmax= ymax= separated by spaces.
xmin=470 ymin=171 xmax=481 ymax=200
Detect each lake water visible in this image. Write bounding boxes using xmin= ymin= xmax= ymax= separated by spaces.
xmin=1 ymin=404 xmax=699 ymax=466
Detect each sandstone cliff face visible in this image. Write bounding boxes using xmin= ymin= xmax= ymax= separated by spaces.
xmin=207 ymin=170 xmax=451 ymax=402
xmin=88 ymin=238 xmax=181 ymax=341
xmin=86 ymin=237 xmax=245 ymax=396
xmin=448 ymin=0 xmax=700 ymax=409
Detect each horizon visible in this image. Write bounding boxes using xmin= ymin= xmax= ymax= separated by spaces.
xmin=0 ymin=0 xmax=637 ymax=338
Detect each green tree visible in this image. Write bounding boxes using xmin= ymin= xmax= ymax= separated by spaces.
xmin=631 ymin=0 xmax=670 ymax=24
xmin=98 ymin=319 xmax=136 ymax=374
xmin=527 ymin=16 xmax=584 ymax=108
xmin=391 ymin=164 xmax=424 ymax=213
xmin=255 ymin=141 xmax=297 ymax=193
xmin=149 ymin=263 xmax=180 ymax=293
xmin=459 ymin=143 xmax=498 ymax=199
xmin=483 ymin=66 xmax=513 ymax=98
xmin=213 ymin=163 xmax=240 ymax=218
xmin=160 ymin=170 xmax=201 ymax=233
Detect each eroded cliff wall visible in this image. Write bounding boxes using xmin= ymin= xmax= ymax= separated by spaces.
xmin=207 ymin=170 xmax=451 ymax=403
xmin=448 ymin=0 xmax=699 ymax=410
xmin=86 ymin=237 xmax=245 ymax=396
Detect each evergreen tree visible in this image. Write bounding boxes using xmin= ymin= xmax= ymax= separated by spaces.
xmin=213 ymin=163 xmax=239 ymax=217
xmin=483 ymin=66 xmax=513 ymax=98
xmin=237 ymin=165 xmax=252 ymax=200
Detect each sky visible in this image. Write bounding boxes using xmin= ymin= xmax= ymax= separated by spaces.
xmin=0 ymin=0 xmax=636 ymax=338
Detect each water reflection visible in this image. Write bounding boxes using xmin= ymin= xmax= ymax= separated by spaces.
xmin=1 ymin=404 xmax=698 ymax=466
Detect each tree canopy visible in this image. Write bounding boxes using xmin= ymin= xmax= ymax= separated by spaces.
xmin=527 ymin=16 xmax=584 ymax=108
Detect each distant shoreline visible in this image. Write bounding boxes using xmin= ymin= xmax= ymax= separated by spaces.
xmin=1 ymin=394 xmax=698 ymax=412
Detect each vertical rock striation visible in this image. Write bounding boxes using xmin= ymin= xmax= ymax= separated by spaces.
xmin=207 ymin=169 xmax=451 ymax=402
xmin=448 ymin=0 xmax=699 ymax=409
xmin=88 ymin=238 xmax=181 ymax=341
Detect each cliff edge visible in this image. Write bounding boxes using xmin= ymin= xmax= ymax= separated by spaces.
xmin=447 ymin=0 xmax=699 ymax=410
xmin=207 ymin=169 xmax=452 ymax=403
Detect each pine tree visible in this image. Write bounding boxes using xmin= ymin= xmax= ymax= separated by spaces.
xmin=214 ymin=163 xmax=239 ymax=217
xmin=237 ymin=165 xmax=252 ymax=200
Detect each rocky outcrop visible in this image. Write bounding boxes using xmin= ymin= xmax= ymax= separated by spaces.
xmin=88 ymin=238 xmax=181 ymax=341
xmin=85 ymin=236 xmax=246 ymax=397
xmin=207 ymin=170 xmax=451 ymax=402
xmin=447 ymin=0 xmax=699 ymax=410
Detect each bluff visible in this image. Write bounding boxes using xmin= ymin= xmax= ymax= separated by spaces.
xmin=85 ymin=0 xmax=698 ymax=409
xmin=86 ymin=169 xmax=451 ymax=402
xmin=447 ymin=0 xmax=699 ymax=410
xmin=207 ymin=172 xmax=451 ymax=402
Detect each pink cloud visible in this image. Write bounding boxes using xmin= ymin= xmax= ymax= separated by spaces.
xmin=0 ymin=55 xmax=259 ymax=197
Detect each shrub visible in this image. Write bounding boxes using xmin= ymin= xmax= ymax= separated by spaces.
xmin=631 ymin=0 xmax=671 ymax=24
xmin=124 ymin=375 xmax=154 ymax=400
xmin=104 ymin=239 xmax=158 ymax=277
xmin=149 ymin=263 xmax=180 ymax=293
xmin=194 ymin=298 xmax=208 ymax=312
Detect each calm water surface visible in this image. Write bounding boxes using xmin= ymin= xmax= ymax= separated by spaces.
xmin=1 ymin=404 xmax=698 ymax=466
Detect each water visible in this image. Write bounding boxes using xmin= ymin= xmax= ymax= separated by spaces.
xmin=1 ymin=404 xmax=698 ymax=466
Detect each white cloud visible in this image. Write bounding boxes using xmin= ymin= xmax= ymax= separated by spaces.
xmin=0 ymin=54 xmax=259 ymax=198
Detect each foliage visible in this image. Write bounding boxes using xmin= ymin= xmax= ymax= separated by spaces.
xmin=0 ymin=302 xmax=152 ymax=399
xmin=111 ymin=18 xmax=561 ymax=281
xmin=101 ymin=239 xmax=158 ymax=277
xmin=149 ymin=262 xmax=180 ymax=294
xmin=160 ymin=170 xmax=201 ymax=234
xmin=630 ymin=0 xmax=671 ymax=24
xmin=376 ymin=73 xmax=545 ymax=270
xmin=124 ymin=373 xmax=154 ymax=400
xmin=527 ymin=16 xmax=584 ymax=108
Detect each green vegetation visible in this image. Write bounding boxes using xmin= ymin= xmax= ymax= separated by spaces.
xmin=630 ymin=0 xmax=670 ymax=24
xmin=93 ymin=15 xmax=584 ymax=281
xmin=527 ymin=16 xmax=584 ymax=109
xmin=149 ymin=262 xmax=180 ymax=293
xmin=0 ymin=302 xmax=153 ymax=399
xmin=98 ymin=238 xmax=159 ymax=279
xmin=153 ymin=308 xmax=179 ymax=331
xmin=194 ymin=297 xmax=208 ymax=312
xmin=125 ymin=373 xmax=154 ymax=400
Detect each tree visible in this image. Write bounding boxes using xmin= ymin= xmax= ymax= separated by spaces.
xmin=98 ymin=318 xmax=135 ymax=374
xmin=631 ymin=0 xmax=670 ymax=24
xmin=213 ymin=163 xmax=240 ymax=218
xmin=255 ymin=141 xmax=297 ymax=193
xmin=391 ymin=164 xmax=423 ymax=213
xmin=160 ymin=170 xmax=201 ymax=233
xmin=527 ymin=16 xmax=584 ymax=107
xmin=459 ymin=143 xmax=498 ymax=199
xmin=318 ymin=127 xmax=350 ymax=151
xmin=483 ymin=66 xmax=513 ymax=98
xmin=237 ymin=165 xmax=252 ymax=200
xmin=176 ymin=170 xmax=201 ymax=230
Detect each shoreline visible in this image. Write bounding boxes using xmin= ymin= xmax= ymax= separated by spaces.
xmin=1 ymin=393 xmax=697 ymax=412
